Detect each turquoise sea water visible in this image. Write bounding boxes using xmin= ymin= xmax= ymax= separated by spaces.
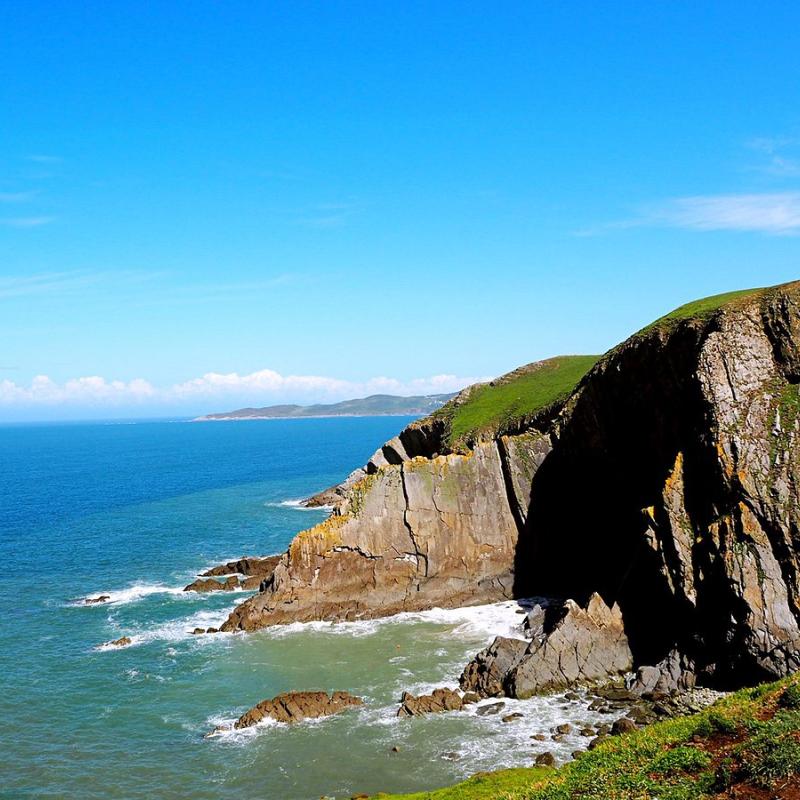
xmin=1 ymin=417 xmax=609 ymax=799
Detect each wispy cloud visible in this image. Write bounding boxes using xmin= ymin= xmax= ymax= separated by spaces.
xmin=0 ymin=190 xmax=38 ymax=203
xmin=0 ymin=215 xmax=55 ymax=228
xmin=0 ymin=369 xmax=483 ymax=409
xmin=746 ymin=137 xmax=800 ymax=177
xmin=580 ymin=192 xmax=800 ymax=236
xmin=0 ymin=269 xmax=164 ymax=300
xmin=651 ymin=192 xmax=800 ymax=234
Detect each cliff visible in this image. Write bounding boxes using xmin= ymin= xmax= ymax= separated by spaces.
xmin=223 ymin=280 xmax=800 ymax=690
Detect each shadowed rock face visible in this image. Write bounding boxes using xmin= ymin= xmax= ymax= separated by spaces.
xmin=222 ymin=281 xmax=800 ymax=690
xmin=523 ymin=283 xmax=800 ymax=687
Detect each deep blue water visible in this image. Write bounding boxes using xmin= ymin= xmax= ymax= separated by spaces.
xmin=0 ymin=417 xmax=596 ymax=799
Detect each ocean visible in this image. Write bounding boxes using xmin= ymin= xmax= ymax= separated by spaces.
xmin=1 ymin=417 xmax=610 ymax=799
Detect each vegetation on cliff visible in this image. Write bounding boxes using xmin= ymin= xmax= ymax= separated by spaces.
xmin=432 ymin=355 xmax=599 ymax=452
xmin=373 ymin=674 xmax=800 ymax=800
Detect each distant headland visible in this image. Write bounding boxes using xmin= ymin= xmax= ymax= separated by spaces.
xmin=193 ymin=392 xmax=457 ymax=421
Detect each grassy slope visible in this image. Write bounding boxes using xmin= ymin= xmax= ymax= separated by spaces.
xmin=436 ymin=355 xmax=600 ymax=451
xmin=429 ymin=285 xmax=776 ymax=453
xmin=373 ymin=675 xmax=800 ymax=800
xmin=642 ymin=286 xmax=766 ymax=333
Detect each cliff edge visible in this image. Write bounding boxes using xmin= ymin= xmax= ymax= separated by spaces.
xmin=223 ymin=280 xmax=800 ymax=689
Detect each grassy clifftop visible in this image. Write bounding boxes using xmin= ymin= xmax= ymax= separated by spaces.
xmin=372 ymin=675 xmax=800 ymax=800
xmin=431 ymin=355 xmax=600 ymax=452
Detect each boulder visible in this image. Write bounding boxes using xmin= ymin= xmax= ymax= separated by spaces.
xmin=234 ymin=691 xmax=363 ymax=729
xmin=611 ymin=718 xmax=637 ymax=735
xmin=535 ymin=752 xmax=557 ymax=767
xmin=397 ymin=688 xmax=463 ymax=717
xmin=106 ymin=636 xmax=131 ymax=647
xmin=475 ymin=701 xmax=505 ymax=716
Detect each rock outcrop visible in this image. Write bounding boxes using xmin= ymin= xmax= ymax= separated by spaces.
xmin=396 ymin=688 xmax=464 ymax=717
xmin=233 ymin=691 xmax=363 ymax=728
xmin=460 ymin=594 xmax=632 ymax=698
xmin=184 ymin=576 xmax=240 ymax=592
xmin=185 ymin=556 xmax=280 ymax=593
xmin=201 ymin=556 xmax=280 ymax=578
xmin=221 ymin=281 xmax=800 ymax=691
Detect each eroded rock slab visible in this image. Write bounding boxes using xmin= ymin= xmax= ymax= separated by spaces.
xmin=234 ymin=691 xmax=363 ymax=728
xmin=201 ymin=556 xmax=280 ymax=578
xmin=396 ymin=688 xmax=464 ymax=717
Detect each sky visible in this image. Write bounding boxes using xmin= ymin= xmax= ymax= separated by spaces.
xmin=2 ymin=1 xmax=800 ymax=421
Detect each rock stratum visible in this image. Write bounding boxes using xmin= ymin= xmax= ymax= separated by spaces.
xmin=222 ymin=281 xmax=800 ymax=691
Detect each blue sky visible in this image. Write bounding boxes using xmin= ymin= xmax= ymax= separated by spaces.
xmin=2 ymin=1 xmax=800 ymax=420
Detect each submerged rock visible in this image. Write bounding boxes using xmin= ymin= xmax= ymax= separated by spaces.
xmin=85 ymin=595 xmax=111 ymax=605
xmin=234 ymin=690 xmax=363 ymax=728
xmin=396 ymin=688 xmax=463 ymax=717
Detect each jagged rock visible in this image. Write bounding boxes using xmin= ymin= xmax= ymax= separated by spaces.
xmin=461 ymin=595 xmax=632 ymax=699
xmin=105 ymin=636 xmax=131 ymax=647
xmin=233 ymin=691 xmax=363 ymax=728
xmin=523 ymin=604 xmax=546 ymax=638
xmin=459 ymin=636 xmax=528 ymax=697
xmin=628 ymin=649 xmax=696 ymax=695
xmin=183 ymin=576 xmax=239 ymax=593
xmin=201 ymin=556 xmax=280 ymax=578
xmin=85 ymin=595 xmax=110 ymax=604
xmin=396 ymin=688 xmax=463 ymax=717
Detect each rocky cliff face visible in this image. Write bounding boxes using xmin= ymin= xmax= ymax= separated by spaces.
xmin=222 ymin=432 xmax=550 ymax=629
xmin=223 ymin=281 xmax=800 ymax=690
xmin=521 ymin=282 xmax=800 ymax=687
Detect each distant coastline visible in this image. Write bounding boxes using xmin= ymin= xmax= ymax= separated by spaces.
xmin=193 ymin=392 xmax=456 ymax=422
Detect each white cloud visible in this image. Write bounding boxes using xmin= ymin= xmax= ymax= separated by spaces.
xmin=0 ymin=368 xmax=481 ymax=411
xmin=581 ymin=191 xmax=800 ymax=236
xmin=652 ymin=192 xmax=800 ymax=233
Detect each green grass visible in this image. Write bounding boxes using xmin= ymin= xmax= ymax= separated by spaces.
xmin=437 ymin=355 xmax=599 ymax=451
xmin=372 ymin=675 xmax=800 ymax=800
xmin=643 ymin=286 xmax=765 ymax=332
xmin=370 ymin=768 xmax=550 ymax=800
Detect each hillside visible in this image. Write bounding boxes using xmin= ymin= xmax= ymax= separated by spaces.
xmin=427 ymin=355 xmax=600 ymax=452
xmin=194 ymin=392 xmax=456 ymax=421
